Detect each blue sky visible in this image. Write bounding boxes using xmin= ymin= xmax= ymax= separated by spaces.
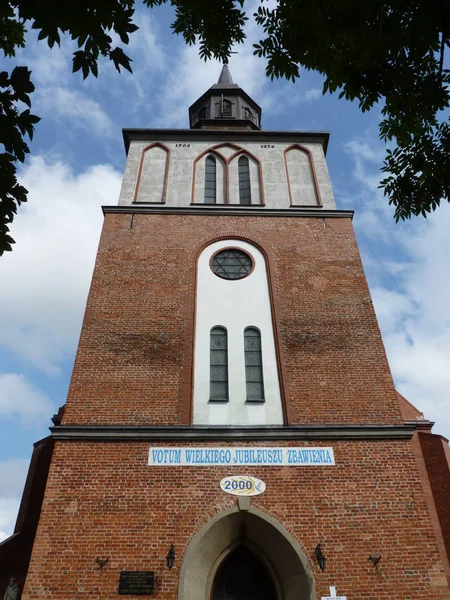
xmin=1 ymin=2 xmax=450 ymax=540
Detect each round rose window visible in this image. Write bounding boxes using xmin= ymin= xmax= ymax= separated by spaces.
xmin=211 ymin=249 xmax=253 ymax=280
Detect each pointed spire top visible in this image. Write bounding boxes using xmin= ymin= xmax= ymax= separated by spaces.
xmin=217 ymin=63 xmax=234 ymax=86
xmin=212 ymin=63 xmax=238 ymax=89
xmin=189 ymin=63 xmax=262 ymax=130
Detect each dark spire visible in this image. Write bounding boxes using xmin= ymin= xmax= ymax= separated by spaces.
xmin=216 ymin=64 xmax=234 ymax=86
xmin=188 ymin=64 xmax=262 ymax=130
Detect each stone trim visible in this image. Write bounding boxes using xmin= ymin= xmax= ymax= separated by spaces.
xmin=122 ymin=129 xmax=330 ymax=154
xmin=50 ymin=424 xmax=416 ymax=441
xmin=102 ymin=205 xmax=354 ymax=219
xmin=177 ymin=505 xmax=316 ymax=600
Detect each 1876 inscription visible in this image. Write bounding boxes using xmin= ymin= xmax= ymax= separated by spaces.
xmin=118 ymin=571 xmax=154 ymax=595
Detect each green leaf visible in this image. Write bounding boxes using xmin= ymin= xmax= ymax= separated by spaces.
xmin=109 ymin=47 xmax=133 ymax=73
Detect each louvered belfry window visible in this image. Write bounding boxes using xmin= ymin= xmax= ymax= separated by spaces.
xmin=210 ymin=327 xmax=229 ymax=401
xmin=238 ymin=156 xmax=251 ymax=204
xmin=204 ymin=155 xmax=217 ymax=204
xmin=222 ymin=99 xmax=232 ymax=117
xmin=244 ymin=328 xmax=265 ymax=402
xmin=243 ymin=106 xmax=255 ymax=123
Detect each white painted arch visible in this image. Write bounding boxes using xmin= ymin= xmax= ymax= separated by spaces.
xmin=192 ymin=239 xmax=284 ymax=426
xmin=177 ymin=505 xmax=317 ymax=600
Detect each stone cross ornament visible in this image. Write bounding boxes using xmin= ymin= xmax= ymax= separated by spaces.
xmin=321 ymin=586 xmax=347 ymax=600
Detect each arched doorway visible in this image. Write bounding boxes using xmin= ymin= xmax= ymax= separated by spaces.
xmin=178 ymin=506 xmax=316 ymax=600
xmin=211 ymin=546 xmax=277 ymax=600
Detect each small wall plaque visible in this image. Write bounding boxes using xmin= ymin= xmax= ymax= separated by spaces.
xmin=118 ymin=571 xmax=154 ymax=595
xmin=220 ymin=475 xmax=266 ymax=496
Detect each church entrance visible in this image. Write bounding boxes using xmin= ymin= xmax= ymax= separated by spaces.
xmin=211 ymin=547 xmax=277 ymax=600
xmin=178 ymin=506 xmax=317 ymax=600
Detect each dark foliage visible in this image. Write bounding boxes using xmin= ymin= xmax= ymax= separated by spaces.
xmin=253 ymin=0 xmax=450 ymax=221
xmin=1 ymin=0 xmax=450 ymax=254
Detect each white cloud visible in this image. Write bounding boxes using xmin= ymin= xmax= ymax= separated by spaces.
xmin=84 ymin=12 xmax=170 ymax=113
xmin=346 ymin=139 xmax=385 ymax=163
xmin=0 ymin=155 xmax=122 ymax=374
xmin=36 ymin=87 xmax=115 ymax=137
xmin=25 ymin=38 xmax=72 ymax=86
xmin=0 ymin=498 xmax=22 ymax=542
xmin=345 ymin=135 xmax=450 ymax=440
xmin=345 ymin=143 xmax=386 ymax=197
xmin=152 ymin=49 xmax=225 ymax=127
xmin=0 ymin=459 xmax=29 ymax=497
xmin=13 ymin=26 xmax=114 ymax=136
xmin=303 ymin=87 xmax=322 ymax=101
xmin=371 ymin=287 xmax=416 ymax=332
xmin=128 ymin=13 xmax=167 ymax=72
xmin=0 ymin=460 xmax=30 ymax=542
xmin=0 ymin=373 xmax=54 ymax=427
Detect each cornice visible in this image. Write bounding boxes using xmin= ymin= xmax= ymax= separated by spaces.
xmin=122 ymin=128 xmax=330 ymax=154
xmin=102 ymin=205 xmax=354 ymax=219
xmin=50 ymin=424 xmax=416 ymax=442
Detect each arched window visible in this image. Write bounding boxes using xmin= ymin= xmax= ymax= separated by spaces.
xmin=205 ymin=155 xmax=217 ymax=204
xmin=244 ymin=328 xmax=264 ymax=402
xmin=238 ymin=156 xmax=251 ymax=204
xmin=210 ymin=327 xmax=229 ymax=401
xmin=211 ymin=547 xmax=276 ymax=600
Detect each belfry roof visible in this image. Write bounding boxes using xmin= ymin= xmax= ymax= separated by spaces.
xmin=188 ymin=63 xmax=262 ymax=130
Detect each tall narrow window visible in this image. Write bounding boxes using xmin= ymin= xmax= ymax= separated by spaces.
xmin=244 ymin=328 xmax=264 ymax=402
xmin=210 ymin=327 xmax=229 ymax=401
xmin=238 ymin=156 xmax=251 ymax=204
xmin=204 ymin=155 xmax=217 ymax=204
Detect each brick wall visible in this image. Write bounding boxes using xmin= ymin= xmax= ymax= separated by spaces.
xmin=21 ymin=439 xmax=449 ymax=599
xmin=0 ymin=438 xmax=54 ymax=599
xmin=419 ymin=432 xmax=450 ymax=565
xmin=21 ymin=210 xmax=450 ymax=599
xmin=62 ymin=212 xmax=402 ymax=427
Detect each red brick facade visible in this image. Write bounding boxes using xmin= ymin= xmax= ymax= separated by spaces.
xmin=22 ymin=440 xmax=449 ymax=599
xmin=63 ymin=213 xmax=402 ymax=427
xmin=15 ymin=210 xmax=450 ymax=599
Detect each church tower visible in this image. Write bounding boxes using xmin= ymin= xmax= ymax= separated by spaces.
xmin=6 ymin=66 xmax=450 ymax=600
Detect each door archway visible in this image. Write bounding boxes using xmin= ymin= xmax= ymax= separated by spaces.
xmin=211 ymin=546 xmax=277 ymax=600
xmin=178 ymin=506 xmax=316 ymax=600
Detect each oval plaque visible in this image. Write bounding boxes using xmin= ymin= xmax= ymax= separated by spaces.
xmin=220 ymin=475 xmax=266 ymax=496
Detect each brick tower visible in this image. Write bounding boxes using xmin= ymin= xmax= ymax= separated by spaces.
xmin=3 ymin=65 xmax=450 ymax=600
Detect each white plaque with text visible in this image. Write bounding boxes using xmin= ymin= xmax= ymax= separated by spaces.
xmin=148 ymin=447 xmax=335 ymax=466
